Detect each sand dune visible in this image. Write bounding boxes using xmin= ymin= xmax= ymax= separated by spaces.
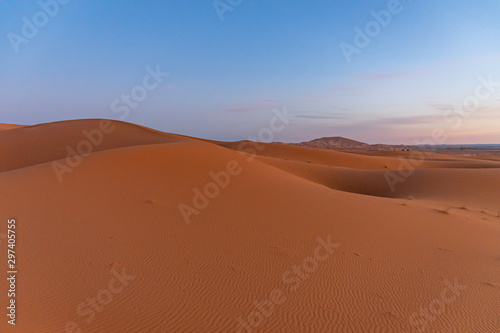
xmin=255 ymin=155 xmax=500 ymax=213
xmin=0 ymin=119 xmax=195 ymax=173
xmin=1 ymin=119 xmax=499 ymax=332
xmin=0 ymin=123 xmax=25 ymax=131
xmin=218 ymin=140 xmax=500 ymax=171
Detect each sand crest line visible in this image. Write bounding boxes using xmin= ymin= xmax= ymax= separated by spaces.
xmin=178 ymin=106 xmax=293 ymax=225
xmin=51 ymin=65 xmax=168 ymax=182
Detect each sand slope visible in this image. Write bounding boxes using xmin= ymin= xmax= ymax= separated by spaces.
xmin=1 ymin=119 xmax=499 ymax=332
xmin=0 ymin=119 xmax=197 ymax=173
xmin=255 ymin=155 xmax=500 ymax=213
xmin=0 ymin=123 xmax=25 ymax=131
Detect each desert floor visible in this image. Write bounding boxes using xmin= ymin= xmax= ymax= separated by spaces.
xmin=1 ymin=119 xmax=499 ymax=332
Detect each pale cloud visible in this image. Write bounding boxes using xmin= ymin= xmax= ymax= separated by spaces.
xmin=294 ymin=115 xmax=346 ymax=120
xmin=280 ymin=108 xmax=500 ymax=145
xmin=358 ymin=71 xmax=431 ymax=81
xmin=216 ymin=99 xmax=281 ymax=113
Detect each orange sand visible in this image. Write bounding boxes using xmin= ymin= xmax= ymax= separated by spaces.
xmin=1 ymin=119 xmax=499 ymax=332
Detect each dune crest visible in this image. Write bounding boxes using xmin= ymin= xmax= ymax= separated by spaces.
xmin=0 ymin=123 xmax=25 ymax=131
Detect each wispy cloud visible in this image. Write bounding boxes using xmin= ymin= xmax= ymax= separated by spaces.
xmin=295 ymin=115 xmax=345 ymax=119
xmin=216 ymin=99 xmax=281 ymax=113
xmin=224 ymin=106 xmax=260 ymax=113
xmin=428 ymin=103 xmax=499 ymax=119
xmin=358 ymin=71 xmax=431 ymax=81
xmin=294 ymin=110 xmax=350 ymax=120
xmin=427 ymin=103 xmax=453 ymax=112
xmin=374 ymin=114 xmax=443 ymax=126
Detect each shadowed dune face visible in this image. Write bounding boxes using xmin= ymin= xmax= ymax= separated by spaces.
xmin=1 ymin=119 xmax=500 ymax=332
xmin=254 ymin=155 xmax=500 ymax=212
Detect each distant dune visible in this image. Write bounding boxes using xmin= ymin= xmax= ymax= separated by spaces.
xmin=295 ymin=136 xmax=371 ymax=149
xmin=1 ymin=119 xmax=499 ymax=332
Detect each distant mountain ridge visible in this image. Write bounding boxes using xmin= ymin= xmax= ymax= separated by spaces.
xmin=295 ymin=136 xmax=371 ymax=149
xmin=295 ymin=136 xmax=499 ymax=151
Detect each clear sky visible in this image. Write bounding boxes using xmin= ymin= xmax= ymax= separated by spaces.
xmin=1 ymin=0 xmax=499 ymax=144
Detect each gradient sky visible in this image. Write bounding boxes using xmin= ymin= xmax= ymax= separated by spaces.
xmin=1 ymin=0 xmax=500 ymax=144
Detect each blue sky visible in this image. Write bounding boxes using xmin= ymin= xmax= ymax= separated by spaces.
xmin=1 ymin=0 xmax=500 ymax=144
